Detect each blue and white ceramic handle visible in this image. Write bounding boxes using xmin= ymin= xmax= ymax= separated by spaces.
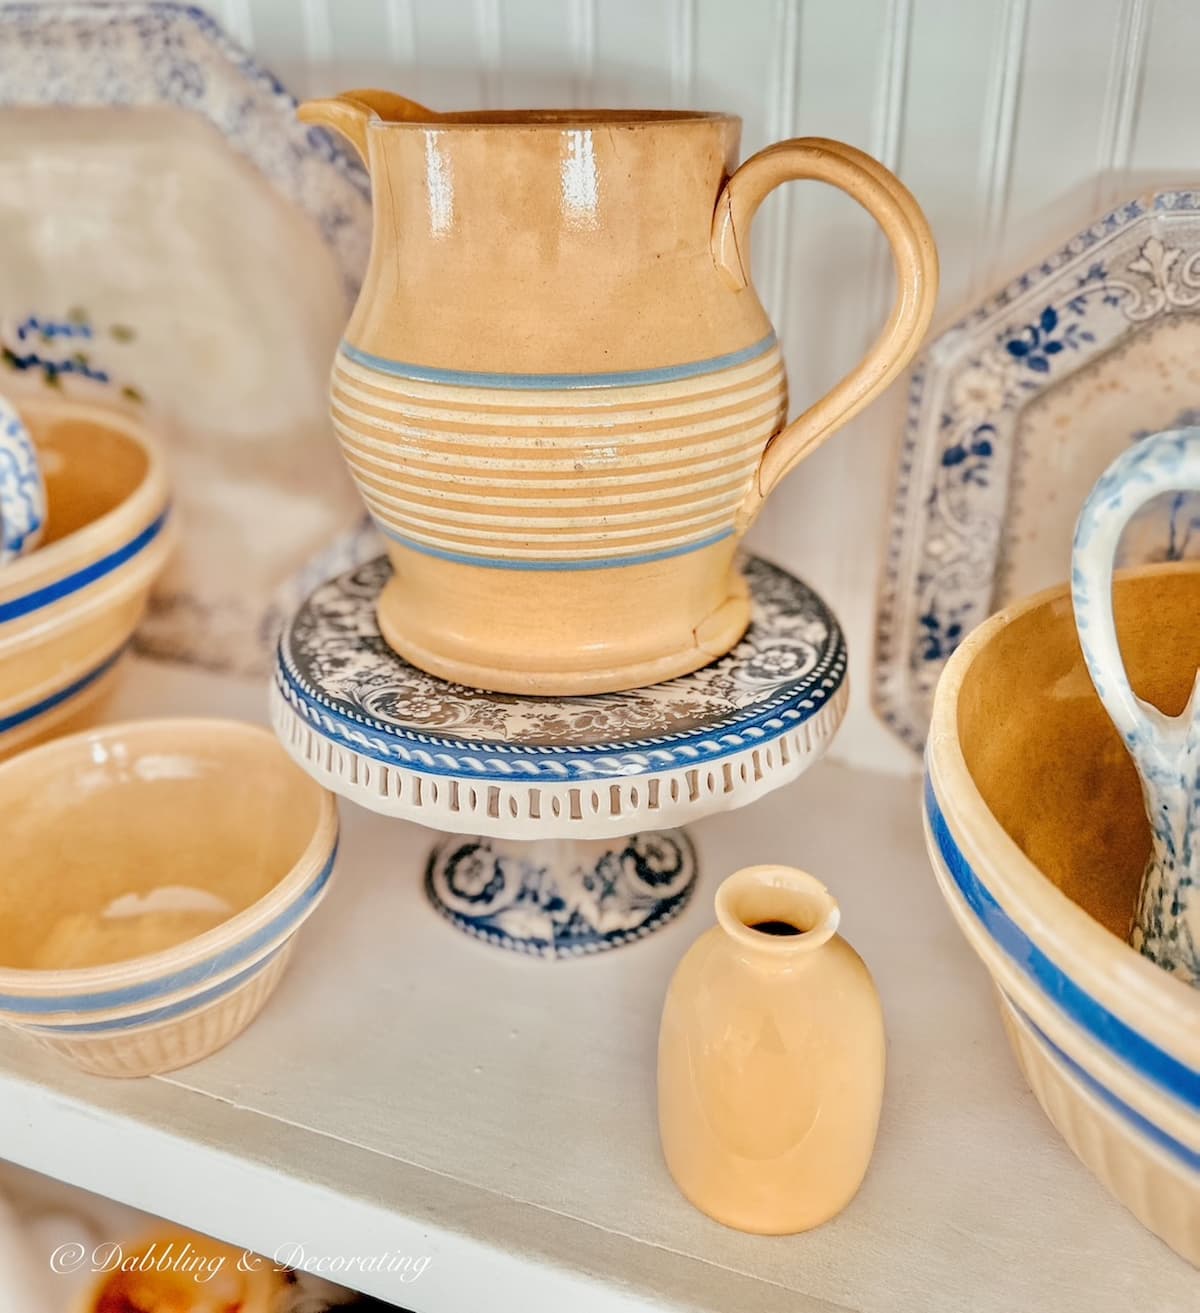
xmin=1072 ymin=428 xmax=1200 ymax=986
xmin=0 ymin=396 xmax=46 ymax=565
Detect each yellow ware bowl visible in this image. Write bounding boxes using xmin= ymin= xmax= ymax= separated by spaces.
xmin=72 ymin=1228 xmax=287 ymax=1313
xmin=923 ymin=563 xmax=1200 ymax=1265
xmin=0 ymin=718 xmax=338 ymax=1077
xmin=0 ymin=397 xmax=174 ymax=756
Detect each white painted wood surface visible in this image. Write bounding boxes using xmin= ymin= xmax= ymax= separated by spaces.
xmin=191 ymin=0 xmax=1200 ymax=775
xmin=0 ymin=658 xmax=1194 ymax=1311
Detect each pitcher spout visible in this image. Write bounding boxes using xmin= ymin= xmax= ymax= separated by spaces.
xmin=297 ymin=90 xmax=436 ymax=166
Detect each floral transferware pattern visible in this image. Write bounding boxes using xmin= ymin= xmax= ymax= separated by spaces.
xmin=2 ymin=311 xmax=144 ymax=402
xmin=276 ymin=554 xmax=847 ymax=779
xmin=0 ymin=2 xmax=368 ymax=296
xmin=878 ymin=189 xmax=1200 ymax=751
xmin=426 ymin=831 xmax=697 ymax=958
xmin=1072 ymin=429 xmax=1200 ymax=986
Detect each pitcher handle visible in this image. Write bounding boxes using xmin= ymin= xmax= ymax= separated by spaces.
xmin=1071 ymin=427 xmax=1200 ymax=776
xmin=0 ymin=395 xmax=46 ymax=565
xmin=711 ymin=138 xmax=938 ymax=524
xmin=298 ymin=90 xmax=437 ymax=166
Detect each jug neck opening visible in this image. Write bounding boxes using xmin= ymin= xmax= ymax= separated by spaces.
xmin=369 ymin=108 xmax=735 ymax=129
xmin=715 ymin=865 xmax=840 ymax=960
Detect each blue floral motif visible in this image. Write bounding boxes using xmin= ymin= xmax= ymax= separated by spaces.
xmin=1 ymin=310 xmax=144 ymax=400
xmin=12 ymin=314 xmax=93 ymax=344
xmin=917 ymin=600 xmax=972 ymax=662
xmin=738 ymin=642 xmax=812 ymax=684
xmin=3 ymin=346 xmax=111 ymax=388
xmin=426 ymin=831 xmax=697 ymax=958
xmin=440 ymin=842 xmax=509 ymax=907
xmin=1005 ymin=304 xmax=1096 ymax=373
xmin=940 ymin=422 xmax=995 ymax=486
xmin=1066 ymin=260 xmax=1116 ymax=309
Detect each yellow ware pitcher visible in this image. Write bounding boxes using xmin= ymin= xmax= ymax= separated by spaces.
xmin=300 ymin=93 xmax=938 ymax=694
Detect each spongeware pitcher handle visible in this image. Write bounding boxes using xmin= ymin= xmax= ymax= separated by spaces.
xmin=1071 ymin=428 xmax=1200 ymax=776
xmin=1072 ymin=428 xmax=1200 ymax=981
xmin=711 ymin=139 xmax=938 ymax=525
xmin=0 ymin=395 xmax=46 ymax=566
xmin=297 ymin=90 xmax=437 ymax=166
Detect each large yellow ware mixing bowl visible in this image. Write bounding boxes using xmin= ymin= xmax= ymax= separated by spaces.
xmin=923 ymin=563 xmax=1200 ymax=1264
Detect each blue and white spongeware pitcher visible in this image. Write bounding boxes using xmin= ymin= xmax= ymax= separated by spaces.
xmin=1072 ymin=428 xmax=1200 ymax=987
xmin=0 ymin=394 xmax=46 ymax=565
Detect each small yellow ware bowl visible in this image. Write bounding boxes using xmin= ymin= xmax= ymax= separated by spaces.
xmin=0 ymin=718 xmax=338 ymax=1077
xmin=0 ymin=397 xmax=174 ymax=757
xmin=923 ymin=562 xmax=1200 ymax=1265
xmin=72 ymin=1227 xmax=287 ymax=1313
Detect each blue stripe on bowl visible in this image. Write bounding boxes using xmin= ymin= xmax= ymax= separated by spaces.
xmin=340 ymin=332 xmax=778 ymax=391
xmin=0 ymin=507 xmax=170 ymax=625
xmin=29 ymin=942 xmax=288 ymax=1036
xmin=0 ymin=839 xmax=337 ymax=1017
xmin=375 ymin=522 xmax=735 ymax=572
xmin=0 ymin=641 xmax=128 ymax=735
xmin=924 ymin=774 xmax=1200 ymax=1109
xmin=1009 ymin=998 xmax=1200 ymax=1172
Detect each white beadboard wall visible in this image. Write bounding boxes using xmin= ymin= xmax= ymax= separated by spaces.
xmin=217 ymin=0 xmax=1193 ymax=774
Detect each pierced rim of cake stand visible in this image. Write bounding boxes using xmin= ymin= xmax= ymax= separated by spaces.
xmin=270 ymin=554 xmax=848 ymax=843
xmin=270 ymin=554 xmax=847 ymax=957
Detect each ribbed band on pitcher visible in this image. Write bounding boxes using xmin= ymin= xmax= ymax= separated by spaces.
xmin=330 ymin=338 xmax=786 ymax=570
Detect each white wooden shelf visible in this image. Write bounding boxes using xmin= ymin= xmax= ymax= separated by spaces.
xmin=0 ymin=659 xmax=1194 ymax=1313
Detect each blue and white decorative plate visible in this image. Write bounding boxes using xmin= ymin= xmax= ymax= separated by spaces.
xmin=877 ymin=188 xmax=1200 ymax=751
xmin=423 ymin=829 xmax=700 ymax=959
xmin=270 ymin=554 xmax=848 ymax=842
xmin=0 ymin=1 xmax=378 ymax=673
xmin=271 ymin=553 xmax=846 ymax=956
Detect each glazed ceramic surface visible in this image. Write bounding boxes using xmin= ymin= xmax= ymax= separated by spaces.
xmin=425 ymin=832 xmax=698 ymax=959
xmin=271 ymin=553 xmax=846 ymax=955
xmin=299 ymin=92 xmax=937 ymax=694
xmin=0 ymin=2 xmax=378 ymax=674
xmin=0 ymin=394 xmax=44 ymax=564
xmin=1073 ymin=430 xmax=1200 ymax=985
xmin=878 ymin=188 xmax=1200 ymax=750
xmin=658 ymin=865 xmax=884 ymax=1234
xmin=924 ymin=564 xmax=1200 ymax=1263
xmin=0 ymin=397 xmax=173 ymax=756
xmin=271 ymin=554 xmax=848 ymax=841
xmin=0 ymin=718 xmax=338 ymax=1078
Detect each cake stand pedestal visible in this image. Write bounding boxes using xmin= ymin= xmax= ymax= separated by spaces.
xmin=270 ymin=555 xmax=847 ymax=958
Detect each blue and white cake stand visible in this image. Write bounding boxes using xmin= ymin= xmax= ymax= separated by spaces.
xmin=270 ymin=556 xmax=848 ymax=959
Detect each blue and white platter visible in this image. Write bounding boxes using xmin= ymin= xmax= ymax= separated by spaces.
xmin=876 ymin=187 xmax=1200 ymax=751
xmin=271 ymin=554 xmax=848 ymax=958
xmin=0 ymin=1 xmax=378 ymax=674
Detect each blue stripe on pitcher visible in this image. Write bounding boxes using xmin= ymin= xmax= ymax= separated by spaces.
xmin=339 ymin=332 xmax=778 ymax=391
xmin=373 ymin=522 xmax=736 ymax=571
